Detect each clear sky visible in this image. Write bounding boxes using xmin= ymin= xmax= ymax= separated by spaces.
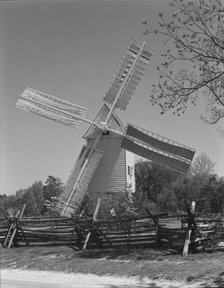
xmin=1 ymin=0 xmax=223 ymax=195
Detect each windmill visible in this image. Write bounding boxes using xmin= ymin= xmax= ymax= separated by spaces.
xmin=16 ymin=39 xmax=196 ymax=217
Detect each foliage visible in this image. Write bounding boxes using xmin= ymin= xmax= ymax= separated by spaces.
xmin=0 ymin=181 xmax=44 ymax=217
xmin=44 ymin=196 xmax=62 ymax=218
xmin=135 ymin=160 xmax=179 ymax=210
xmin=190 ymin=152 xmax=216 ymax=177
xmin=157 ymin=186 xmax=178 ymax=213
xmin=23 ymin=181 xmax=45 ymax=216
xmin=168 ymin=174 xmax=224 ymax=213
xmin=42 ymin=176 xmax=64 ymax=215
xmin=95 ymin=191 xmax=143 ymax=234
xmin=134 ymin=156 xmax=224 ymax=214
xmin=171 ymin=175 xmax=207 ymax=210
xmin=143 ymin=0 xmax=224 ymax=128
xmin=98 ymin=191 xmax=140 ymax=220
xmin=0 ymin=176 xmax=64 ymax=217
xmin=43 ymin=176 xmax=64 ymax=201
xmin=1 ymin=154 xmax=223 ymax=218
xmin=199 ymin=175 xmax=224 ymax=213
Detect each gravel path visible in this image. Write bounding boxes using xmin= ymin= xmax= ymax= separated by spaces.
xmin=1 ymin=269 xmax=204 ymax=288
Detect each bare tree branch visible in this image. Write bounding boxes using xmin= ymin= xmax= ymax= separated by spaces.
xmin=144 ymin=0 xmax=224 ymax=128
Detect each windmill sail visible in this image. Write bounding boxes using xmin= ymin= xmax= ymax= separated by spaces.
xmin=60 ymin=147 xmax=103 ymax=217
xmin=16 ymin=87 xmax=87 ymax=129
xmin=62 ymin=146 xmax=90 ymax=202
xmin=103 ymin=39 xmax=153 ymax=111
xmin=125 ymin=124 xmax=195 ymax=161
xmin=121 ymin=124 xmax=195 ymax=174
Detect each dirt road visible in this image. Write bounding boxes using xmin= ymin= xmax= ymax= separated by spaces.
xmin=1 ymin=269 xmax=204 ymax=288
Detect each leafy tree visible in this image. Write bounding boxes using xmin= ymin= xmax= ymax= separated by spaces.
xmin=0 ymin=181 xmax=44 ymax=217
xmin=42 ymin=175 xmax=64 ymax=216
xmin=43 ymin=175 xmax=64 ymax=201
xmin=23 ymin=188 xmax=37 ymax=216
xmin=171 ymin=175 xmax=205 ymax=211
xmin=199 ymin=175 xmax=224 ymax=213
xmin=1 ymin=177 xmax=64 ymax=217
xmin=143 ymin=0 xmax=224 ymax=127
xmin=0 ymin=193 xmax=24 ymax=215
xmin=157 ymin=186 xmax=178 ymax=213
xmin=28 ymin=181 xmax=44 ymax=216
xmin=190 ymin=152 xmax=216 ymax=178
xmin=29 ymin=181 xmax=45 ymax=215
xmin=0 ymin=194 xmax=9 ymax=217
xmin=18 ymin=181 xmax=44 ymax=216
xmin=216 ymin=177 xmax=224 ymax=214
xmin=98 ymin=191 xmax=140 ymax=220
xmin=135 ymin=160 xmax=179 ymax=211
xmin=168 ymin=173 xmax=224 ymax=213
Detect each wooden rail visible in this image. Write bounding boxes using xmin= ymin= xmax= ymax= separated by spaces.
xmin=0 ymin=214 xmax=223 ymax=252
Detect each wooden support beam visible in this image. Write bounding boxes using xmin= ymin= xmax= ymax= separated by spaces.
xmin=183 ymin=202 xmax=197 ymax=256
xmin=183 ymin=228 xmax=192 ymax=256
xmin=82 ymin=198 xmax=101 ymax=250
xmin=144 ymin=207 xmax=166 ymax=248
xmin=1 ymin=208 xmax=10 ymax=221
xmin=19 ymin=204 xmax=26 ymax=220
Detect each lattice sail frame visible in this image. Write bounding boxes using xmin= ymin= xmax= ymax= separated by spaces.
xmin=16 ymin=87 xmax=87 ymax=129
xmin=103 ymin=39 xmax=154 ymax=111
xmin=60 ymin=146 xmax=103 ymax=217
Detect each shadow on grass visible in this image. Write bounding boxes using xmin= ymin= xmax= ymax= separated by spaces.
xmin=199 ymin=272 xmax=224 ymax=288
xmin=77 ymin=247 xmax=180 ymax=261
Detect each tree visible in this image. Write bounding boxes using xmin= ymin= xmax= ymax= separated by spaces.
xmin=167 ymin=173 xmax=224 ymax=213
xmin=43 ymin=176 xmax=64 ymax=201
xmin=0 ymin=181 xmax=44 ymax=217
xmin=216 ymin=177 xmax=224 ymax=214
xmin=190 ymin=152 xmax=216 ymax=177
xmin=171 ymin=176 xmax=204 ymax=211
xmin=135 ymin=160 xmax=179 ymax=211
xmin=18 ymin=181 xmax=44 ymax=216
xmin=143 ymin=0 xmax=224 ymax=127
xmin=0 ymin=178 xmax=64 ymax=217
xmin=23 ymin=188 xmax=37 ymax=216
xmin=201 ymin=175 xmax=224 ymax=213
xmin=30 ymin=181 xmax=45 ymax=215
xmin=42 ymin=176 xmax=64 ymax=216
xmin=157 ymin=186 xmax=178 ymax=213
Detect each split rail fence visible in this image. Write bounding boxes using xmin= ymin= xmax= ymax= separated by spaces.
xmin=1 ymin=212 xmax=224 ymax=255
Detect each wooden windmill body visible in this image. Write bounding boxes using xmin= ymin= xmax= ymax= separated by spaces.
xmin=83 ymin=104 xmax=135 ymax=202
xmin=16 ymin=39 xmax=196 ymax=217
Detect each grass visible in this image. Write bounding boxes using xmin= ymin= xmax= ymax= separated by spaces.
xmin=1 ymin=245 xmax=224 ymax=287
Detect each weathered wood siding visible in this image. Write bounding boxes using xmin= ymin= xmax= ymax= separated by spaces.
xmin=86 ymin=134 xmax=126 ymax=196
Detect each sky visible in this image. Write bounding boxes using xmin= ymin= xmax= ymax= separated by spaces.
xmin=1 ymin=0 xmax=223 ymax=196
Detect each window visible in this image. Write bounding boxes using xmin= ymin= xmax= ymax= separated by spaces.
xmin=128 ymin=166 xmax=133 ymax=177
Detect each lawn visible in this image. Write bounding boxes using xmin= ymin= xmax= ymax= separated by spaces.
xmin=1 ymin=245 xmax=224 ymax=287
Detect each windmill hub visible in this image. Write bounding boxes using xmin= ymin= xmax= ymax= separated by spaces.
xmin=98 ymin=121 xmax=108 ymax=131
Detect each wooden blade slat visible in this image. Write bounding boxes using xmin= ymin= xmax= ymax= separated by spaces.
xmin=61 ymin=148 xmax=103 ymax=216
xmin=22 ymin=87 xmax=87 ymax=114
xmin=126 ymin=124 xmax=195 ymax=161
xmin=16 ymin=99 xmax=80 ymax=129
xmin=16 ymin=86 xmax=88 ymax=129
xmin=121 ymin=137 xmax=191 ymax=174
xmin=103 ymin=39 xmax=153 ymax=111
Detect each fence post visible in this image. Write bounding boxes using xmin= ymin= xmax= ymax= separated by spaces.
xmin=155 ymin=218 xmax=159 ymax=248
xmin=183 ymin=228 xmax=192 ymax=256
